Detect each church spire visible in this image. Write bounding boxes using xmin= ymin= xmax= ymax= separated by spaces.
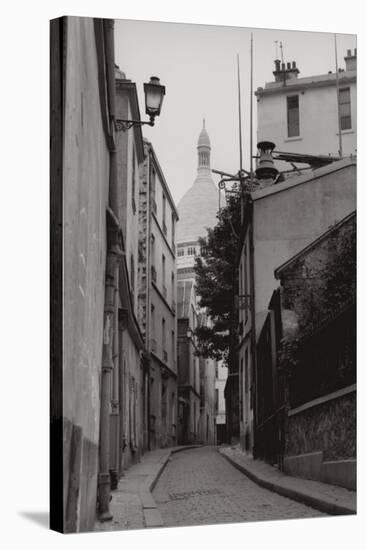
xmin=197 ymin=119 xmax=211 ymax=175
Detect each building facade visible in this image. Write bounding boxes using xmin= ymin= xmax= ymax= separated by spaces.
xmin=51 ymin=17 xmax=147 ymax=532
xmin=177 ymin=281 xmax=201 ymax=444
xmin=176 ymin=121 xmax=220 ymax=445
xmin=54 ymin=16 xmax=112 ymax=532
xmin=215 ymin=362 xmax=228 ymax=445
xmin=256 ymin=50 xmax=357 ymax=164
xmin=237 ymin=159 xmax=356 ymax=458
xmin=261 ymin=211 xmax=356 ymax=489
xmin=140 ymin=140 xmax=179 ymax=450
xmin=113 ymin=67 xmax=147 ymax=477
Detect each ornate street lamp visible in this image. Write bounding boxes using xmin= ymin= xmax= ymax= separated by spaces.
xmin=115 ymin=76 xmax=166 ymax=132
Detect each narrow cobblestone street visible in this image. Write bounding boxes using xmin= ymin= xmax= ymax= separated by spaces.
xmin=153 ymin=447 xmax=326 ymax=527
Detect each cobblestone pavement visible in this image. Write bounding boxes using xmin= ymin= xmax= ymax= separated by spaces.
xmin=95 ymin=491 xmax=145 ymax=531
xmin=153 ymin=447 xmax=326 ymax=527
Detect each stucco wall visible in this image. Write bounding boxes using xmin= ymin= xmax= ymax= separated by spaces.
xmin=216 ymin=362 xmax=228 ymax=421
xmin=257 ymin=80 xmax=357 ymax=159
xmin=120 ymin=332 xmax=144 ymax=470
xmin=63 ymin=17 xmax=110 ymax=532
xmin=253 ymin=163 xmax=356 ymax=316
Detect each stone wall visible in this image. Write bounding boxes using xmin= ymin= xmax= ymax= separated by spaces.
xmin=285 ymin=390 xmax=356 ymax=461
xmin=284 ymin=389 xmax=356 ymax=489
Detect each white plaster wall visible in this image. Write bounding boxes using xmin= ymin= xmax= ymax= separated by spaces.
xmin=63 ymin=17 xmax=109 ymax=445
xmin=253 ymin=163 xmax=356 ymax=317
xmin=257 ymin=82 xmax=357 ymax=159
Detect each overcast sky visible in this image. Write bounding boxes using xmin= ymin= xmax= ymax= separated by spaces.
xmin=114 ymin=20 xmax=356 ymax=205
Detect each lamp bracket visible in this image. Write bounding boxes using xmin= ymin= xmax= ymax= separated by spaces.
xmin=115 ymin=117 xmax=155 ymax=132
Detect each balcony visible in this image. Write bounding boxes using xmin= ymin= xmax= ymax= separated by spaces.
xmin=150 ymin=338 xmax=157 ymax=353
xmin=151 ymin=198 xmax=157 ymax=215
xmin=163 ymin=221 xmax=167 ymax=236
xmin=151 ymin=265 xmax=157 ymax=283
xmin=163 ymin=349 xmax=168 ymax=363
xmin=162 ymin=284 xmax=167 ymax=299
xmin=172 ymin=299 xmax=176 ymax=314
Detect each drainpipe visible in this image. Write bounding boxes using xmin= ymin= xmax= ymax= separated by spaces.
xmin=97 ymin=17 xmax=122 ymax=522
xmin=110 ymin=266 xmax=120 ymax=491
xmin=98 ymin=241 xmax=119 ymax=521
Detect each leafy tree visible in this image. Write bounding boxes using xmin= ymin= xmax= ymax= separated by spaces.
xmin=194 ymin=193 xmax=241 ymax=368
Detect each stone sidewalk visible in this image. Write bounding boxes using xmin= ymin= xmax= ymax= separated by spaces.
xmin=219 ymin=445 xmax=356 ymax=516
xmin=94 ymin=445 xmax=201 ymax=532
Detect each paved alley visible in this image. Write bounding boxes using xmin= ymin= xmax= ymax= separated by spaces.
xmin=153 ymin=447 xmax=326 ymax=527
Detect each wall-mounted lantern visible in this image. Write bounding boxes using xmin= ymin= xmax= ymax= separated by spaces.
xmin=115 ymin=76 xmax=166 ymax=132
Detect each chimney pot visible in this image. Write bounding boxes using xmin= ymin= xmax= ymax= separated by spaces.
xmin=281 ymin=63 xmax=285 ymax=70
xmin=354 ymin=48 xmax=357 ymax=56
xmin=287 ymin=62 xmax=291 ymax=69
xmin=292 ymin=61 xmax=296 ymax=68
xmin=347 ymin=49 xmax=351 ymax=56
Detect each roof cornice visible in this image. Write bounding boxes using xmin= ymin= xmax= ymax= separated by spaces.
xmin=256 ymin=72 xmax=356 ymax=98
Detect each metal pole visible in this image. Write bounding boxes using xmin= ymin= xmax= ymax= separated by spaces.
xmin=250 ymin=33 xmax=254 ymax=180
xmin=237 ymin=54 xmax=243 ymax=172
xmin=334 ymin=34 xmax=343 ymax=158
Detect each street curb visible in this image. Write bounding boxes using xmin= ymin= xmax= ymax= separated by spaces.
xmin=142 ymin=445 xmax=203 ymax=528
xmin=218 ymin=449 xmax=356 ymax=516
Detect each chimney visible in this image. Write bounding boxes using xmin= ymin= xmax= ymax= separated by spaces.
xmin=273 ymin=59 xmax=300 ymax=82
xmin=344 ymin=48 xmax=357 ymax=71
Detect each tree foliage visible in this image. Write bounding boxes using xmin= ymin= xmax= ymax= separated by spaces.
xmin=193 ymin=193 xmax=241 ymax=366
xmin=277 ymin=215 xmax=356 ymax=394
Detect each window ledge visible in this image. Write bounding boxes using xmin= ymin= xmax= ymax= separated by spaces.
xmin=284 ymin=137 xmax=302 ymax=143
xmin=336 ymin=129 xmax=354 ymax=135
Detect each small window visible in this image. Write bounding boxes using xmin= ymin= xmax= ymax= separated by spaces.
xmin=287 ymin=95 xmax=299 ymax=137
xmin=130 ymin=253 xmax=135 ymax=304
xmin=177 ymin=247 xmax=184 ymax=257
xmin=171 ymin=213 xmax=175 ymax=249
xmin=132 ymin=147 xmax=136 ymax=213
xmin=162 ymin=318 xmax=166 ymax=350
xmin=162 ymin=193 xmax=167 ymax=235
xmin=150 ymin=164 xmax=157 ymax=214
xmin=187 ymin=246 xmax=196 ymax=256
xmin=339 ymin=88 xmax=351 ymax=130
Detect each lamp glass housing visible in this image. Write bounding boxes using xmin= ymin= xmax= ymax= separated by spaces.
xmin=144 ymin=77 xmax=165 ymax=117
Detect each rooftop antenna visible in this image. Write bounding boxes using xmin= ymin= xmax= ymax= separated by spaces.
xmin=250 ymin=33 xmax=254 ymax=180
xmin=274 ymin=40 xmax=279 ymax=59
xmin=280 ymin=41 xmax=284 ymax=63
xmin=334 ymin=34 xmax=343 ymax=158
xmin=237 ymin=53 xmax=243 ymax=172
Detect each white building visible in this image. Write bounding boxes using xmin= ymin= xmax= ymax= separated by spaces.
xmin=176 ymin=121 xmax=226 ymax=445
xmin=256 ymin=49 xmax=357 ymax=163
xmin=215 ymin=362 xmax=228 ymax=445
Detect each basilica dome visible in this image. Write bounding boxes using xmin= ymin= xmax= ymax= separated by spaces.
xmin=177 ymin=121 xmax=219 ymax=243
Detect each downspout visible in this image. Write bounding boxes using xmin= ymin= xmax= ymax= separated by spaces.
xmin=96 ymin=17 xmax=122 ymax=522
